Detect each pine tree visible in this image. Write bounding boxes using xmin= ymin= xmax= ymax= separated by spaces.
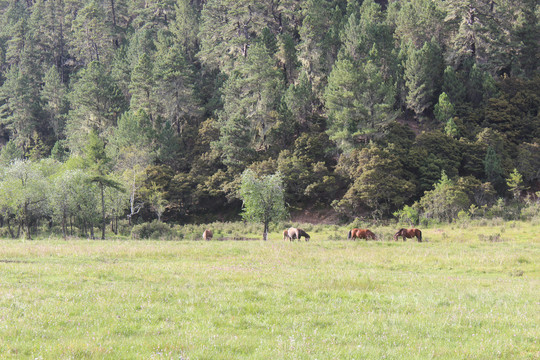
xmin=434 ymin=92 xmax=455 ymax=123
xmin=84 ymin=130 xmax=123 ymax=240
xmin=4 ymin=7 xmax=28 ymax=68
xmin=110 ymin=45 xmax=132 ymax=99
xmin=0 ymin=66 xmax=42 ymax=152
xmin=129 ymin=52 xmax=156 ymax=125
xmin=506 ymin=168 xmax=525 ymax=201
xmin=325 ymin=53 xmax=396 ymax=152
xmin=67 ymin=61 xmax=127 ymax=154
xmin=283 ymin=71 xmax=314 ymax=127
xmin=297 ymin=0 xmax=343 ymax=95
xmin=153 ymin=33 xmax=202 ymax=135
xmin=171 ymin=0 xmax=200 ymax=59
xmin=341 ymin=0 xmax=393 ymax=64
xmin=484 ymin=145 xmax=505 ymax=192
xmin=41 ymin=66 xmax=68 ymax=139
xmin=443 ymin=0 xmax=519 ymax=75
xmin=512 ymin=0 xmax=539 ymax=76
xmin=214 ymin=42 xmax=283 ymax=169
xmin=198 ymin=0 xmax=273 ymax=72
xmin=323 ymin=57 xmax=364 ymax=151
xmin=442 ymin=66 xmax=466 ymax=105
xmin=403 ymin=39 xmax=444 ymax=116
xmin=277 ymin=33 xmax=299 ymax=85
xmin=70 ymin=0 xmax=113 ymax=65
xmin=392 ymin=0 xmax=445 ymax=48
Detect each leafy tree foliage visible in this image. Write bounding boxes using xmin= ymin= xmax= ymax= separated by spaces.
xmin=333 ymin=144 xmax=415 ymax=218
xmin=239 ymin=169 xmax=287 ymax=240
xmin=418 ymin=171 xmax=471 ymax=223
xmin=0 ymin=159 xmax=50 ymax=239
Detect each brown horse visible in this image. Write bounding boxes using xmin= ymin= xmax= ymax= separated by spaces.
xmin=202 ymin=229 xmax=213 ymax=241
xmin=283 ymin=229 xmax=291 ymax=241
xmin=287 ymin=227 xmax=310 ymax=241
xmin=394 ymin=228 xmax=422 ymax=242
xmin=348 ymin=228 xmax=377 ymax=240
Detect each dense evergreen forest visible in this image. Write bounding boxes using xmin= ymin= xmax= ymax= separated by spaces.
xmin=0 ymin=0 xmax=539 ymax=238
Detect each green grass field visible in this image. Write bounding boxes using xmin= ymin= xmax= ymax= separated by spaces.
xmin=0 ymin=222 xmax=538 ymax=359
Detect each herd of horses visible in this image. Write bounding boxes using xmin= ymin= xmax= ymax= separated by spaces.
xmin=202 ymin=227 xmax=422 ymax=242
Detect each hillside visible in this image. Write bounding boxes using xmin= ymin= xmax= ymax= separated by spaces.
xmin=0 ymin=0 xmax=538 ymax=237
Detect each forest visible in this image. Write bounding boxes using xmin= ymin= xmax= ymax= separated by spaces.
xmin=0 ymin=0 xmax=538 ymax=239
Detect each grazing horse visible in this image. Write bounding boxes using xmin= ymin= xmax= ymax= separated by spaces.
xmin=394 ymin=228 xmax=422 ymax=242
xmin=283 ymin=229 xmax=291 ymax=241
xmin=287 ymin=227 xmax=310 ymax=241
xmin=348 ymin=228 xmax=377 ymax=240
xmin=202 ymin=229 xmax=213 ymax=241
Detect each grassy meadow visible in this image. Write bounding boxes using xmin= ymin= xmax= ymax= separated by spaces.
xmin=0 ymin=221 xmax=538 ymax=359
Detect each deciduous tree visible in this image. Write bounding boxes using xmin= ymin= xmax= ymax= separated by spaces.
xmin=239 ymin=169 xmax=287 ymax=240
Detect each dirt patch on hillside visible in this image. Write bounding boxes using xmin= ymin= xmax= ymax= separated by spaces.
xmin=290 ymin=208 xmax=343 ymax=225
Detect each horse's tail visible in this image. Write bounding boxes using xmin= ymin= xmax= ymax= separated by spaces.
xmin=417 ymin=229 xmax=422 ymax=242
xmin=347 ymin=230 xmax=352 ymax=240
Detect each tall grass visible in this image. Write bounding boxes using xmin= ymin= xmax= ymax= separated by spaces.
xmin=0 ymin=221 xmax=538 ymax=358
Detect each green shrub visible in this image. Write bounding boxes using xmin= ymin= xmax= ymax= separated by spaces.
xmin=131 ymin=221 xmax=174 ymax=240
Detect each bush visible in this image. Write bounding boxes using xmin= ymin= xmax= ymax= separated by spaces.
xmin=131 ymin=221 xmax=174 ymax=240
xmin=521 ymin=194 xmax=540 ymax=220
xmin=349 ymin=217 xmax=366 ymax=229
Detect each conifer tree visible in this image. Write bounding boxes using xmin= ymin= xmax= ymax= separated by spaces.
xmin=84 ymin=130 xmax=123 ymax=240
xmin=214 ymin=42 xmax=283 ymax=169
xmin=198 ymin=0 xmax=273 ymax=72
xmin=0 ymin=66 xmax=42 ymax=152
xmin=403 ymin=39 xmax=444 ymax=115
xmin=484 ymin=145 xmax=505 ymax=192
xmin=67 ymin=61 xmax=127 ymax=154
xmin=297 ymin=0 xmax=342 ymax=95
xmin=41 ymin=66 xmax=68 ymax=139
xmin=129 ymin=52 xmax=156 ymax=125
xmin=153 ymin=33 xmax=202 ymax=135
xmin=172 ymin=0 xmax=200 ymax=59
xmin=434 ymin=92 xmax=455 ymax=123
xmin=442 ymin=66 xmax=466 ymax=105
xmin=70 ymin=0 xmax=114 ymax=65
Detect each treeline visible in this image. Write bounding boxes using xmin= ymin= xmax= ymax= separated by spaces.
xmin=0 ymin=0 xmax=539 ymax=237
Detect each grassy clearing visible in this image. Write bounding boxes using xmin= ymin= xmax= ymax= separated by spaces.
xmin=0 ymin=222 xmax=538 ymax=359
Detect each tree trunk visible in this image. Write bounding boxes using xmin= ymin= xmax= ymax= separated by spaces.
xmin=7 ymin=218 xmax=15 ymax=239
xmin=263 ymin=222 xmax=269 ymax=241
xmin=100 ymin=184 xmax=106 ymax=240
xmin=62 ymin=213 xmax=66 ymax=239
xmin=23 ymin=202 xmax=31 ymax=240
